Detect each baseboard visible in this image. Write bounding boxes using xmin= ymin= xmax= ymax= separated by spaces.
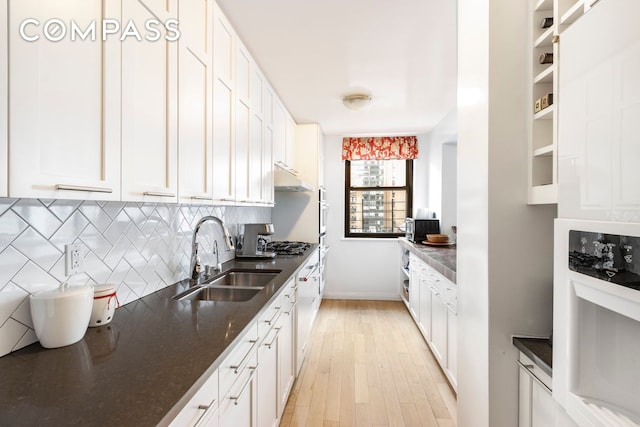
xmin=322 ymin=292 xmax=401 ymax=301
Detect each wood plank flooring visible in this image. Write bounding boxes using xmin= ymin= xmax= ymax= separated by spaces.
xmin=280 ymin=299 xmax=457 ymax=427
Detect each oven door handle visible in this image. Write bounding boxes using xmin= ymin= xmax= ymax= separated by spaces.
xmin=299 ymin=264 xmax=319 ymax=282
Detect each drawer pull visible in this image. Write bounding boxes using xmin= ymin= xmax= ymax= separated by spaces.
xmin=143 ymin=191 xmax=176 ymax=198
xmin=517 ymin=360 xmax=552 ymax=392
xmin=191 ymin=195 xmax=212 ymax=200
xmin=264 ymin=328 xmax=281 ymax=349
xmin=264 ymin=307 xmax=281 ymax=326
xmin=230 ymin=366 xmax=257 ymax=405
xmin=230 ymin=339 xmax=258 ymax=374
xmin=194 ymin=398 xmax=216 ymax=426
xmin=56 ymin=184 xmax=113 ymax=193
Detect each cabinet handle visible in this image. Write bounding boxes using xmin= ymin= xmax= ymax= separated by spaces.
xmin=143 ymin=191 xmax=176 ymax=198
xmin=264 ymin=327 xmax=281 ymax=349
xmin=284 ymin=301 xmax=297 ymax=315
xmin=191 ymin=195 xmax=212 ymax=200
xmin=56 ymin=184 xmax=113 ymax=193
xmin=230 ymin=365 xmax=257 ymax=405
xmin=516 ymin=360 xmax=551 ymax=392
xmin=263 ymin=307 xmax=281 ymax=326
xmin=230 ymin=339 xmax=258 ymax=374
xmin=194 ymin=398 xmax=217 ymax=427
xmin=299 ymin=264 xmax=319 ymax=282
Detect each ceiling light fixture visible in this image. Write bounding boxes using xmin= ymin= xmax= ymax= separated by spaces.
xmin=342 ymin=93 xmax=372 ymax=111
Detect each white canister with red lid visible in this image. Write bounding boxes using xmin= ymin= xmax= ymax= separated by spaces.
xmin=89 ymin=284 xmax=119 ymax=327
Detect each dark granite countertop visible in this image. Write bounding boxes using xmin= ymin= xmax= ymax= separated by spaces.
xmin=0 ymin=247 xmax=318 ymax=427
xmin=398 ymin=237 xmax=457 ymax=283
xmin=512 ymin=336 xmax=553 ymax=377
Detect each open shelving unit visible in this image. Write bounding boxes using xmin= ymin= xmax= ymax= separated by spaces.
xmin=527 ymin=0 xmax=595 ymax=204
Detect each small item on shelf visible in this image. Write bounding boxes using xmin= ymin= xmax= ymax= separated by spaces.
xmin=534 ymin=94 xmax=554 ymax=113
xmin=540 ymin=17 xmax=553 ymax=28
xmin=541 ymin=93 xmax=553 ymax=109
xmin=539 ymin=52 xmax=553 ymax=64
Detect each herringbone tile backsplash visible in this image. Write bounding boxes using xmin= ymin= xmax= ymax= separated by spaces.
xmin=0 ymin=198 xmax=270 ymax=356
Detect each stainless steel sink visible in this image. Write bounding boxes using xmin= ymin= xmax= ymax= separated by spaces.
xmin=206 ymin=271 xmax=280 ymax=288
xmin=173 ymin=269 xmax=281 ymax=302
xmin=177 ymin=286 xmax=262 ymax=302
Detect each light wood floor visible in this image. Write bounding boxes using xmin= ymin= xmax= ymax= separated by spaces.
xmin=280 ymin=299 xmax=457 ymax=427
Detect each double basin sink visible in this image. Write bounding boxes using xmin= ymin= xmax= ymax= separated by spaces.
xmin=173 ymin=269 xmax=282 ymax=302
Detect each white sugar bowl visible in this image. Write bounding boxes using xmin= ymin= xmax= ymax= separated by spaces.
xmin=30 ymin=284 xmax=93 ymax=349
xmin=89 ymin=284 xmax=118 ymax=327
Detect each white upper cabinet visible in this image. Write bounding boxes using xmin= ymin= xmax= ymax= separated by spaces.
xmin=249 ymin=68 xmax=265 ymax=203
xmin=212 ymin=3 xmax=235 ymax=202
xmin=234 ymin=43 xmax=251 ymax=203
xmin=121 ymin=0 xmax=178 ymax=202
xmin=178 ymin=0 xmax=214 ymax=204
xmin=0 ymin=0 xmax=7 ymax=197
xmin=8 ymin=0 xmax=121 ymax=200
xmin=273 ymin=97 xmax=296 ymax=173
xmin=558 ymin=0 xmax=640 ymax=221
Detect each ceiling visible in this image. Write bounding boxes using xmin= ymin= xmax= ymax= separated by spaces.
xmin=215 ymin=0 xmax=458 ymax=136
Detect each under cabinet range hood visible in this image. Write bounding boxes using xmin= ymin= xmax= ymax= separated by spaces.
xmin=274 ymin=168 xmax=314 ymax=192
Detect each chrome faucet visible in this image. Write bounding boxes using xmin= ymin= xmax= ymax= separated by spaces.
xmin=190 ymin=216 xmax=235 ymax=281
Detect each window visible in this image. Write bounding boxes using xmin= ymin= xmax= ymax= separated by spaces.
xmin=345 ymin=159 xmax=413 ymax=238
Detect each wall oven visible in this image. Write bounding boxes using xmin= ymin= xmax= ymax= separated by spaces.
xmin=554 ymin=219 xmax=640 ymax=427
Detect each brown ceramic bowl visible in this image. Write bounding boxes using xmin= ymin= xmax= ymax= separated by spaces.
xmin=426 ymin=234 xmax=450 ymax=243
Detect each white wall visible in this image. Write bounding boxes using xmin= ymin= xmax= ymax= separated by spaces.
xmin=457 ymin=1 xmax=557 ymax=426
xmin=323 ymin=135 xmax=402 ymax=300
xmin=323 ymin=125 xmax=456 ymax=300
xmin=421 ymin=110 xmax=458 ymax=234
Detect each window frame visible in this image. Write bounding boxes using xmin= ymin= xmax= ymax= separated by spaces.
xmin=344 ymin=159 xmax=413 ymax=238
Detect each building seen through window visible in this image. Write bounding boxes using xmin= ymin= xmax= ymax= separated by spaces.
xmin=345 ymin=159 xmax=412 ymax=238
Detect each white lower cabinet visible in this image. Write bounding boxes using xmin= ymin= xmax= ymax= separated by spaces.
xmin=277 ymin=298 xmax=296 ymax=417
xmin=418 ymin=276 xmax=432 ymax=340
xmin=296 ymin=249 xmax=321 ymax=375
xmin=408 ymin=252 xmax=457 ymax=390
xmin=518 ymin=353 xmax=556 ymax=427
xmin=430 ymin=288 xmax=447 ymax=365
xmin=169 ymin=277 xmax=299 ymax=427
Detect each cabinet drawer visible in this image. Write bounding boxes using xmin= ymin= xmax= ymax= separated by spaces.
xmin=168 ymin=369 xmax=219 ymax=427
xmin=518 ymin=352 xmax=552 ymax=391
xmin=258 ymin=296 xmax=284 ymax=339
xmin=281 ymin=278 xmax=297 ymax=303
xmin=219 ymin=323 xmax=259 ymax=398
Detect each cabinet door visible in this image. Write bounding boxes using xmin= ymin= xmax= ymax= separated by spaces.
xmin=249 ymin=68 xmax=264 ymax=203
xmin=285 ymin=115 xmax=296 ymax=171
xmin=409 ymin=266 xmax=420 ymax=321
xmin=212 ymin=4 xmax=235 ymax=202
xmin=257 ymin=327 xmax=278 ymax=427
xmin=262 ymin=125 xmax=274 ymax=204
xmin=178 ymin=0 xmax=213 ymax=203
xmin=277 ymin=299 xmax=295 ymax=417
xmin=445 ymin=307 xmax=457 ymax=388
xmin=531 ymin=380 xmax=555 ymax=427
xmin=273 ymin=100 xmax=286 ymax=166
xmin=121 ymin=0 xmax=178 ymax=202
xmin=8 ymin=0 xmax=121 ymax=200
xmin=234 ymin=44 xmax=251 ymax=203
xmin=418 ymin=277 xmax=432 ymax=340
xmin=219 ymin=362 xmax=257 ymax=427
xmin=518 ymin=366 xmax=533 ymax=427
xmin=0 ymin=0 xmax=6 ymax=197
xmin=430 ymin=289 xmax=447 ymax=364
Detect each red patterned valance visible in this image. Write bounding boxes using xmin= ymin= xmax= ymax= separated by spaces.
xmin=341 ymin=136 xmax=419 ymax=160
